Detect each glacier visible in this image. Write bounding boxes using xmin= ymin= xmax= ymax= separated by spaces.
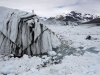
xmin=0 ymin=7 xmax=61 ymax=56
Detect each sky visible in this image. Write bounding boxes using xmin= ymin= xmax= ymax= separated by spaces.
xmin=0 ymin=0 xmax=100 ymax=17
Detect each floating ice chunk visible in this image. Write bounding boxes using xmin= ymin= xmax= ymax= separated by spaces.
xmin=48 ymin=51 xmax=57 ymax=56
xmin=57 ymin=53 xmax=62 ymax=56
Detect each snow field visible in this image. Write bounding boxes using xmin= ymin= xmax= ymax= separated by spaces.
xmin=0 ymin=52 xmax=100 ymax=75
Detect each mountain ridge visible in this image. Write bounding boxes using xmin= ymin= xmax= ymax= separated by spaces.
xmin=47 ymin=11 xmax=99 ymax=21
xmin=42 ymin=11 xmax=100 ymax=25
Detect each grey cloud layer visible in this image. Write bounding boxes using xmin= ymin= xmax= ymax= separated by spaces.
xmin=0 ymin=0 xmax=100 ymax=17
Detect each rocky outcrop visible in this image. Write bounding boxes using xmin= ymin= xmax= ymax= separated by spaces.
xmin=0 ymin=7 xmax=61 ymax=56
xmin=83 ymin=18 xmax=100 ymax=24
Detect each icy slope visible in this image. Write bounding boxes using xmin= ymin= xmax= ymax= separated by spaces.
xmin=0 ymin=7 xmax=61 ymax=56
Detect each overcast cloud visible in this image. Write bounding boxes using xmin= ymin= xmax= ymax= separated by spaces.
xmin=0 ymin=0 xmax=100 ymax=17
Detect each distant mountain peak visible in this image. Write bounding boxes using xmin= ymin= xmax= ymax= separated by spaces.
xmin=47 ymin=11 xmax=99 ymax=22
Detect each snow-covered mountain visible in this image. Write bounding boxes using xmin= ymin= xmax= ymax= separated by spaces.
xmin=43 ymin=11 xmax=100 ymax=25
xmin=0 ymin=6 xmax=61 ymax=56
xmin=56 ymin=11 xmax=99 ymax=22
